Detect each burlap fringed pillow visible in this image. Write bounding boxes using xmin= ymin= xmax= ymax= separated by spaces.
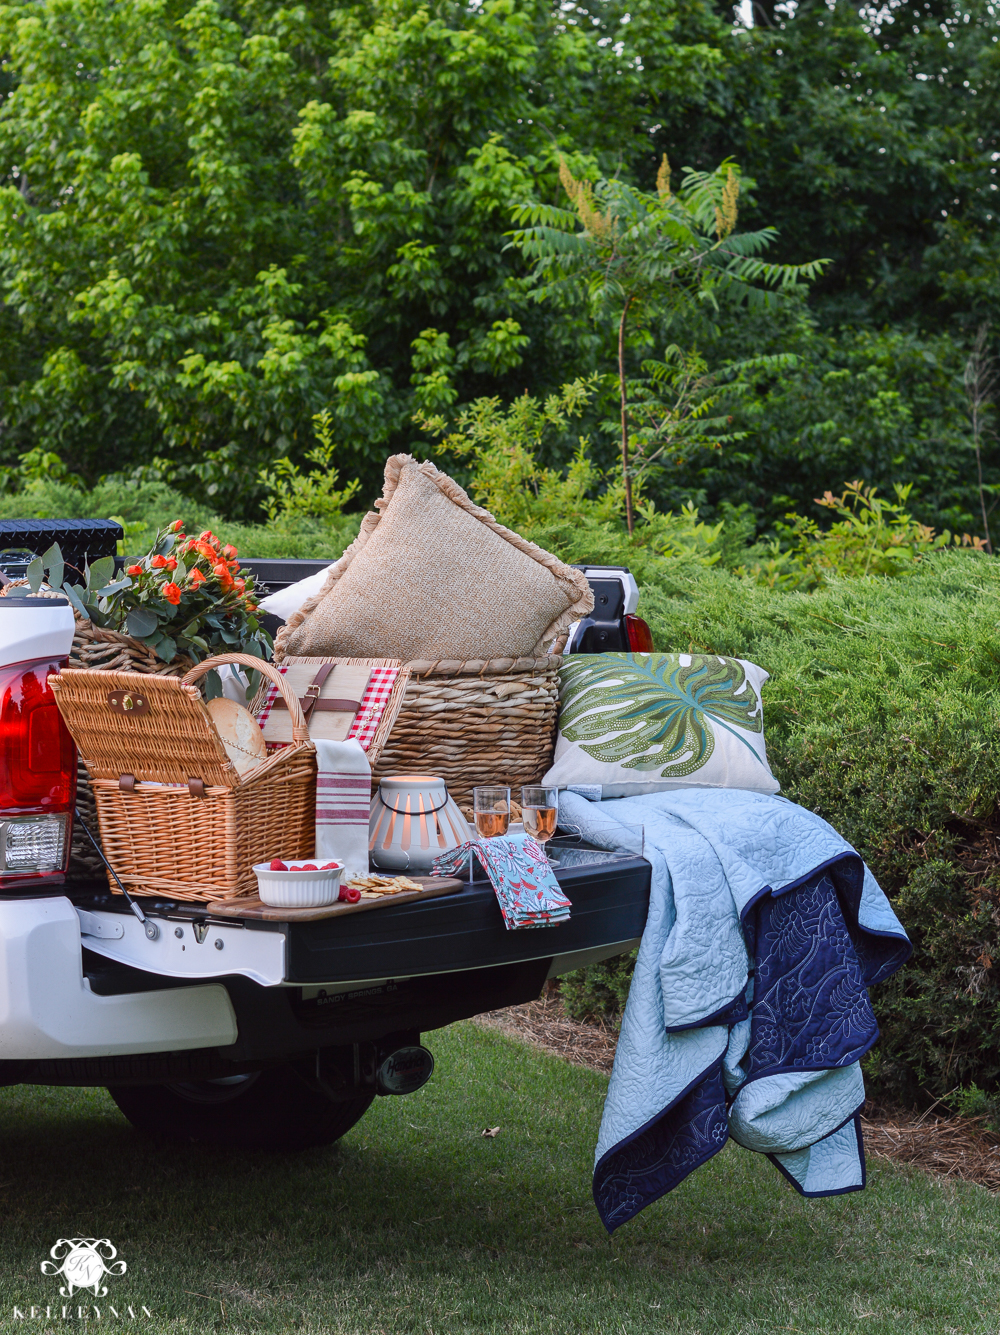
xmin=275 ymin=455 xmax=594 ymax=663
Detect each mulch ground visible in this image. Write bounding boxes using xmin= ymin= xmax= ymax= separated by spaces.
xmin=472 ymin=993 xmax=1000 ymax=1192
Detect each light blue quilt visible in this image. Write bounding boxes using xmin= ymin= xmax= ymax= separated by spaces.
xmin=556 ymin=789 xmax=911 ymax=1232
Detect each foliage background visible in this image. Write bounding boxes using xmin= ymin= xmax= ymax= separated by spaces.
xmin=0 ymin=0 xmax=995 ymax=531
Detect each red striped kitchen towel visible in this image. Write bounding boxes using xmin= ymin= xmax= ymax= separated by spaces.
xmin=314 ymin=738 xmax=372 ymax=879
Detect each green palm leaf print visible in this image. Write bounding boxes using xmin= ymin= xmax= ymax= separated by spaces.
xmin=558 ymin=653 xmax=764 ymax=776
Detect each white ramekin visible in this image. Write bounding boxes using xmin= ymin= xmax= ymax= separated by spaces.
xmin=252 ymin=859 xmax=344 ymax=908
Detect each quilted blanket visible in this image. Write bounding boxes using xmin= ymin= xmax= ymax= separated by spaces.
xmin=556 ymin=789 xmax=911 ymax=1233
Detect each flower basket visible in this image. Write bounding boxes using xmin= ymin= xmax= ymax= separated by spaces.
xmin=370 ymin=654 xmax=561 ymax=806
xmin=51 ymin=652 xmax=317 ymax=903
xmin=70 ymin=617 xmax=194 ymax=676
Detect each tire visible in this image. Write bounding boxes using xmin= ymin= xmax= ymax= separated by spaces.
xmin=107 ymin=1064 xmax=374 ymax=1150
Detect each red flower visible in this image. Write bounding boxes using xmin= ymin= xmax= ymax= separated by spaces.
xmin=188 ymin=567 xmax=206 ymax=586
xmin=196 ymin=542 xmax=216 ymax=562
xmin=150 ymin=554 xmax=169 ymax=569
xmin=162 ymin=582 xmax=181 ymax=606
xmin=126 ymin=564 xmax=142 ymax=576
xmin=234 ymin=577 xmax=245 ymax=593
xmin=223 ymin=544 xmax=237 ymax=560
xmin=199 ymin=531 xmax=219 ymax=547
xmin=170 ymin=519 xmax=184 ymax=533
xmin=165 ymin=557 xmax=177 ymax=571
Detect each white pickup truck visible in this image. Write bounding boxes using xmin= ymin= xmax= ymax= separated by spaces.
xmin=0 ymin=555 xmax=650 ymax=1152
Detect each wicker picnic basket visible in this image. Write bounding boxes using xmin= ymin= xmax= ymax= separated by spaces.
xmin=369 ymin=654 xmax=562 ymax=807
xmin=50 ymin=652 xmax=316 ymax=903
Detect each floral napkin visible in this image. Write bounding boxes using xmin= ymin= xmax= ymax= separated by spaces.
xmin=433 ymin=833 xmax=571 ymax=930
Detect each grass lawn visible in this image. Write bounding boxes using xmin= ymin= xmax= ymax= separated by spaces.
xmin=0 ymin=1023 xmax=996 ymax=1335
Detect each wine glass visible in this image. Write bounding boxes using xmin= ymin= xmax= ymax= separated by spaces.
xmin=473 ymin=786 xmax=510 ymax=840
xmin=521 ymin=785 xmax=558 ymax=846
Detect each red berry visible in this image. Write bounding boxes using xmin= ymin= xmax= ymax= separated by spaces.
xmin=343 ymin=887 xmax=361 ymax=904
xmin=321 ymin=862 xmax=339 ymax=870
xmin=269 ymin=859 xmax=288 ymax=871
xmin=300 ymin=863 xmax=317 ymax=871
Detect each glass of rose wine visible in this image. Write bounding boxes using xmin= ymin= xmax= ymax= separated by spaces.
xmin=521 ymin=786 xmax=559 ymax=848
xmin=473 ymin=786 xmax=510 ymax=840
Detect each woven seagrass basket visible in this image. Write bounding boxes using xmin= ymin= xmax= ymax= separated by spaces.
xmin=370 ymin=655 xmax=561 ymax=806
xmin=69 ymin=618 xmax=195 ymax=676
xmin=51 ymin=652 xmax=316 ymax=903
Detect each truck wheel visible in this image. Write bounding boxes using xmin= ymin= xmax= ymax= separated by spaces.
xmin=107 ymin=1065 xmax=374 ymax=1150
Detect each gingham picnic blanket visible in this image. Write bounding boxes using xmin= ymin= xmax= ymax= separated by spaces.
xmin=256 ymin=664 xmax=400 ymax=751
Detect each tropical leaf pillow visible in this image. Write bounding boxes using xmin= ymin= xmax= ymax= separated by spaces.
xmin=543 ymin=652 xmax=779 ymax=797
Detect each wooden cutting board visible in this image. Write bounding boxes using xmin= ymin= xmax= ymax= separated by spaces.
xmin=205 ymin=875 xmax=464 ymax=922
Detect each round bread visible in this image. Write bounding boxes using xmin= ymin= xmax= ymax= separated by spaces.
xmin=206 ymin=697 xmax=268 ymax=776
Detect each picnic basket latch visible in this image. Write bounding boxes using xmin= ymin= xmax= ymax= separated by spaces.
xmin=107 ymin=689 xmax=150 ymax=718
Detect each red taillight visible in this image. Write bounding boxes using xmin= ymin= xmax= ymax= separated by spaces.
xmin=625 ymin=614 xmax=654 ymax=653
xmin=0 ymin=659 xmax=76 ymax=883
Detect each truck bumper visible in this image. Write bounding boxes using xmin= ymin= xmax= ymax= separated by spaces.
xmin=0 ymin=897 xmax=237 ymax=1059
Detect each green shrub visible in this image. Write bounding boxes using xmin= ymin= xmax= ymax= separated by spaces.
xmin=560 ymin=950 xmax=638 ymax=1027
xmin=740 ymin=480 xmax=982 ymax=591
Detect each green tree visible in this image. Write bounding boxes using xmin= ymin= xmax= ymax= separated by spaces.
xmin=509 ymin=155 xmax=825 ymax=530
xmin=0 ymin=0 xmax=723 ymax=513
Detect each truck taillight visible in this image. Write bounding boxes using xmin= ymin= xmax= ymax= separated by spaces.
xmin=624 ymin=614 xmax=654 ymax=653
xmin=0 ymin=658 xmax=76 ymax=885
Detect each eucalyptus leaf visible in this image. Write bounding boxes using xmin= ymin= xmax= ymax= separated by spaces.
xmin=202 ymin=668 xmax=223 ymax=702
xmin=5 ymin=586 xmax=29 ymax=599
xmin=97 ymin=577 xmax=131 ymax=597
xmin=244 ymin=667 xmax=262 ymax=707
xmin=126 ymin=606 xmax=159 ymax=638
xmin=41 ymin=543 xmax=63 ymax=591
xmin=26 ymin=556 xmax=44 ymax=594
xmin=61 ymin=582 xmax=89 ymax=618
xmin=89 ymin=556 xmax=115 ymax=591
xmin=156 ymin=635 xmax=177 ymax=663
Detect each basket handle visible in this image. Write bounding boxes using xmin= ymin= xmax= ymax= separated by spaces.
xmin=182 ymin=653 xmax=311 ymax=746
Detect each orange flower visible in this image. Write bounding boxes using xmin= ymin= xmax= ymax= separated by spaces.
xmin=126 ymin=564 xmax=142 ymax=576
xmin=188 ymin=567 xmax=206 ymax=586
xmin=162 ymin=582 xmax=182 ymax=606
xmin=165 ymin=557 xmax=177 ymax=571
xmin=223 ymin=544 xmax=237 ymax=560
xmin=234 ymin=577 xmax=245 ymax=593
xmin=199 ymin=531 xmax=219 ymax=547
xmin=150 ymin=554 xmax=169 ymax=569
xmin=196 ymin=542 xmax=216 ymax=562
xmin=170 ymin=519 xmax=184 ymax=533
xmin=246 ymin=603 xmax=258 ymax=613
